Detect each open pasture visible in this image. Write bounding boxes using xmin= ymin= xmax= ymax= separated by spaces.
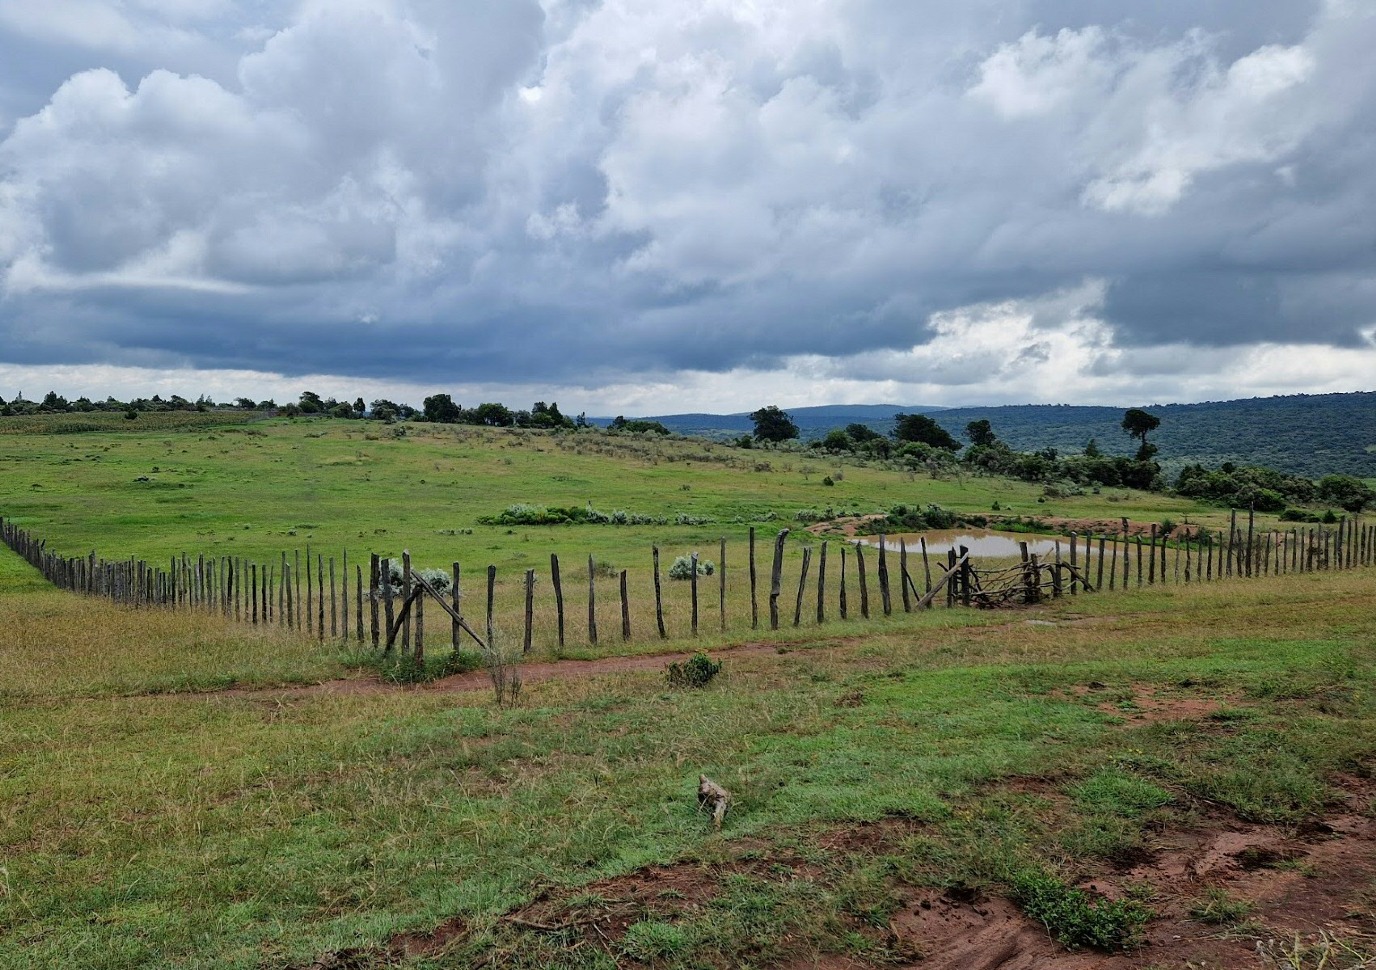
xmin=3 ymin=416 xmax=1375 ymax=969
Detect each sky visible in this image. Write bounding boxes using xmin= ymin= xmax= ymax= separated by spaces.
xmin=1 ymin=0 xmax=1374 ymax=415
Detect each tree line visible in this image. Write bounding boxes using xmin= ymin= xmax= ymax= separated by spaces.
xmin=748 ymin=404 xmax=1373 ymax=514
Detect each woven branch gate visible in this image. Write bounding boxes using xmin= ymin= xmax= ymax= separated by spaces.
xmin=3 ymin=511 xmax=1373 ymax=662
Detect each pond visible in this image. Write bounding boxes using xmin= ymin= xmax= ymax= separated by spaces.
xmin=853 ymin=529 xmax=1065 ymax=559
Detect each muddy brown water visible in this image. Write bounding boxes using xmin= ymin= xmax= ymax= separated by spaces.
xmin=854 ymin=529 xmax=1064 ymax=559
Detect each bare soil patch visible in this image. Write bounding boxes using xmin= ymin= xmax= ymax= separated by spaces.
xmin=326 ymin=776 xmax=1376 ymax=969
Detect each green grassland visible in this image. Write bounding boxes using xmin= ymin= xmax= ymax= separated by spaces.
xmin=0 ymin=415 xmax=1225 ymax=653
xmin=3 ymin=416 xmax=1375 ymax=968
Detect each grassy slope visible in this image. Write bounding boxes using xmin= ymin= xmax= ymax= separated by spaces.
xmin=0 ymin=416 xmax=1215 ymax=654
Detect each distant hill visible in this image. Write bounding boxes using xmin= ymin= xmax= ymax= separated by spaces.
xmin=606 ymin=392 xmax=1376 ymax=479
xmin=592 ymin=404 xmax=946 ymax=440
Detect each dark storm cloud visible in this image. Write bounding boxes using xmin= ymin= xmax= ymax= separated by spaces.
xmin=1 ymin=0 xmax=1375 ymax=404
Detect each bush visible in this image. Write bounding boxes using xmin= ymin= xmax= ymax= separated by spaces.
xmin=668 ymin=555 xmax=715 ymax=580
xmin=666 ymin=652 xmax=722 ymax=688
xmin=1010 ymin=867 xmax=1149 ymax=951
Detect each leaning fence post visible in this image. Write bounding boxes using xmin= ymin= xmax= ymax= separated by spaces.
xmin=620 ymin=569 xmax=631 ymax=641
xmin=793 ymin=547 xmax=811 ymax=627
xmin=899 ymin=539 xmax=912 ymax=612
xmin=381 ymin=557 xmax=394 ymax=653
xmin=551 ymin=553 xmax=565 ymax=649
xmin=652 ymin=545 xmax=667 ymax=639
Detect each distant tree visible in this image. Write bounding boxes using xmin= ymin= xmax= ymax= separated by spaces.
xmin=423 ymin=393 xmax=462 ymax=423
xmin=1317 ymin=474 xmax=1374 ymax=512
xmin=750 ymin=405 xmax=799 ymax=442
xmin=822 ymin=429 xmax=852 ymax=452
xmin=964 ymin=419 xmax=997 ymax=447
xmin=1121 ymin=408 xmax=1160 ymax=461
xmin=352 ymin=397 xmax=367 ymax=417
xmin=844 ymin=423 xmax=881 ymax=443
xmin=472 ymin=402 xmax=514 ymax=427
xmin=40 ymin=391 xmax=68 ymax=412
xmin=893 ymin=412 xmax=960 ymax=451
xmin=530 ymin=401 xmax=574 ymax=429
xmin=234 ymin=397 xmax=257 ymax=410
xmin=1084 ymin=437 xmax=1101 ymax=458
xmin=298 ymin=390 xmax=324 ymax=414
xmin=329 ymin=402 xmax=353 ymax=419
xmin=612 ymin=417 xmax=670 ymax=435
xmin=369 ymin=398 xmax=402 ymax=422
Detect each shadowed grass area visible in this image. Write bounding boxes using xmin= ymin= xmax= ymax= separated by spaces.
xmin=3 ymin=537 xmax=1376 ymax=967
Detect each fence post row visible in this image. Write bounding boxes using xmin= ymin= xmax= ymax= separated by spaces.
xmin=1 ymin=516 xmax=1370 ymax=654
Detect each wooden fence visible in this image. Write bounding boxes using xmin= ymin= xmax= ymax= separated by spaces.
xmin=3 ymin=512 xmax=1372 ymax=663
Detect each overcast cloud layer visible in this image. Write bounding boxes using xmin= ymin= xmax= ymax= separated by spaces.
xmin=1 ymin=0 xmax=1374 ymax=412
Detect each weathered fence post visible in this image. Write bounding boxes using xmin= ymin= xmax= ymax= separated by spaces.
xmin=486 ymin=565 xmax=496 ymax=646
xmin=877 ymin=534 xmax=892 ymax=616
xmin=450 ymin=563 xmax=461 ymax=651
xmin=587 ymin=555 xmax=598 ymax=645
xmin=551 ymin=553 xmax=565 ymax=649
xmin=899 ymin=539 xmax=912 ymax=613
xmin=1148 ymin=525 xmax=1157 ymax=585
xmin=793 ymin=547 xmax=812 ymax=627
xmin=719 ymin=537 xmax=727 ymax=634
xmin=769 ymin=529 xmax=788 ymax=630
xmin=690 ymin=552 xmax=700 ymax=637
xmin=839 ymin=544 xmax=849 ymax=619
xmin=620 ymin=570 xmax=631 ymax=641
xmin=817 ymin=540 xmax=828 ymax=624
xmin=855 ymin=542 xmax=869 ymax=619
xmin=748 ymin=527 xmax=759 ymax=629
xmin=652 ymin=546 xmax=667 ymax=639
xmin=523 ymin=568 xmax=535 ymax=654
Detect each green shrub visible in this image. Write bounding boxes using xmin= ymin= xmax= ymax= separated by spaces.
xmin=1010 ymin=867 xmax=1149 ymax=951
xmin=668 ymin=555 xmax=715 ymax=579
xmin=667 ymin=653 xmax=722 ymax=688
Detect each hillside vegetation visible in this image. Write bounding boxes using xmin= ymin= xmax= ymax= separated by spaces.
xmin=638 ymin=392 xmax=1376 ymax=479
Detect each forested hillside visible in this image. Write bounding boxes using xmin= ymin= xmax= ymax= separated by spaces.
xmin=638 ymin=393 xmax=1376 ymax=479
xmin=933 ymin=393 xmax=1376 ymax=478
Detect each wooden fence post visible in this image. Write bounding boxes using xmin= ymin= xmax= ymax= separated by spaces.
xmin=653 ymin=546 xmax=666 ymax=639
xmin=769 ymin=529 xmax=788 ymax=630
xmin=748 ymin=527 xmax=758 ymax=629
xmin=817 ymin=540 xmax=828 ymax=624
xmin=486 ymin=565 xmax=496 ymax=646
xmin=587 ymin=555 xmax=598 ymax=645
xmin=793 ymin=547 xmax=812 ymax=627
xmin=839 ymin=545 xmax=849 ymax=619
xmin=877 ymin=535 xmax=892 ymax=616
xmin=523 ymin=569 xmax=535 ymax=654
xmin=551 ymin=553 xmax=565 ymax=649
xmin=401 ymin=551 xmax=412 ymax=653
xmin=856 ymin=542 xmax=869 ymax=619
xmin=899 ymin=539 xmax=912 ymax=612
xmin=620 ymin=570 xmax=631 ymax=641
xmin=381 ymin=557 xmax=394 ymax=653
xmin=450 ymin=563 xmax=461 ymax=651
xmin=690 ymin=552 xmax=700 ymax=636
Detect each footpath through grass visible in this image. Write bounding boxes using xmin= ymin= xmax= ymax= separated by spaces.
xmin=2 ymin=545 xmax=1375 ymax=967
